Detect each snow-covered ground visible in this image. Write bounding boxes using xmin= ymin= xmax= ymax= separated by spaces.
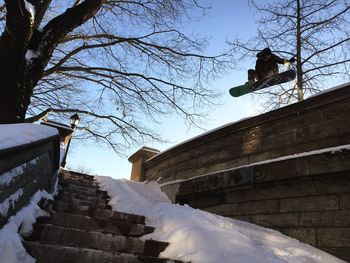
xmin=96 ymin=177 xmax=345 ymax=263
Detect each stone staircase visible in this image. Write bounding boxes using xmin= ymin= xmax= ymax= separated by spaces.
xmin=23 ymin=170 xmax=184 ymax=263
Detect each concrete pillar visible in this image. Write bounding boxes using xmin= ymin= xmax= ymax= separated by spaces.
xmin=128 ymin=147 xmax=160 ymax=181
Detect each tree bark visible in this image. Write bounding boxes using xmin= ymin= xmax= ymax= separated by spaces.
xmin=0 ymin=0 xmax=104 ymax=124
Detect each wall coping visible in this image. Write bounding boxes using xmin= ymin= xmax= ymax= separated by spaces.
xmin=128 ymin=146 xmax=160 ymax=163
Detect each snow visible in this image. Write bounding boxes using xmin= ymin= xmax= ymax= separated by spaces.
xmin=23 ymin=0 xmax=35 ymax=24
xmin=0 ymin=124 xmax=58 ymax=151
xmin=0 ymin=188 xmax=23 ymax=216
xmin=25 ymin=50 xmax=40 ymax=63
xmin=0 ymin=157 xmax=39 ymax=187
xmin=0 ymin=189 xmax=55 ymax=263
xmin=59 ymin=142 xmax=67 ymax=166
xmin=96 ymin=177 xmax=345 ymax=263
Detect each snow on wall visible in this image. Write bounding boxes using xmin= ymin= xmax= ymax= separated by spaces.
xmin=0 ymin=123 xmax=58 ymax=151
xmin=0 ymin=188 xmax=23 ymax=216
xmin=0 ymin=157 xmax=39 ymax=187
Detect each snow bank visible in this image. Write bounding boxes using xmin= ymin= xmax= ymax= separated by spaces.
xmin=0 ymin=124 xmax=58 ymax=151
xmin=96 ymin=177 xmax=345 ymax=263
xmin=95 ymin=177 xmax=169 ymax=215
xmin=0 ymin=188 xmax=56 ymax=263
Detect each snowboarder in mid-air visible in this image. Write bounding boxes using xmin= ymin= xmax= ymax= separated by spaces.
xmin=229 ymin=47 xmax=296 ymax=97
xmin=247 ymin=47 xmax=295 ymax=83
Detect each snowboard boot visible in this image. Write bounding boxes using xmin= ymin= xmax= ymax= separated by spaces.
xmin=246 ymin=69 xmax=256 ymax=85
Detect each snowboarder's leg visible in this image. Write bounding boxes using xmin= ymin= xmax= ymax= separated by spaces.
xmin=246 ymin=69 xmax=255 ymax=84
xmin=269 ymin=64 xmax=279 ymax=76
xmin=264 ymin=64 xmax=279 ymax=79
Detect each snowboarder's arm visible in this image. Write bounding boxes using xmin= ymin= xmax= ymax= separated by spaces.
xmin=273 ymin=54 xmax=287 ymax=64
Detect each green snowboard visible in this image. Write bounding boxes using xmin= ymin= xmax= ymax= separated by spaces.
xmin=229 ymin=70 xmax=296 ymax=97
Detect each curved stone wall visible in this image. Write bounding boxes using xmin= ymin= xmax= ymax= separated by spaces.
xmin=143 ymin=83 xmax=350 ymax=183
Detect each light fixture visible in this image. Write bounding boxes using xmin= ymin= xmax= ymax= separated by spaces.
xmin=70 ymin=113 xmax=80 ymax=129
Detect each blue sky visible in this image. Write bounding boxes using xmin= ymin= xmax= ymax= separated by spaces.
xmin=66 ymin=0 xmax=260 ymax=178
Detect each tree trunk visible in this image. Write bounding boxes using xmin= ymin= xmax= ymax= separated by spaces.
xmin=0 ymin=0 xmax=34 ymax=123
xmin=0 ymin=0 xmax=104 ymax=124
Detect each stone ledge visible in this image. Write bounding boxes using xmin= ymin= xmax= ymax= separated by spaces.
xmin=176 ymin=149 xmax=350 ymax=196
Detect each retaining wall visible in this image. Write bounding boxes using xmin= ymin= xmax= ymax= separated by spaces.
xmin=129 ymin=83 xmax=350 ymax=261
xmin=175 ymin=149 xmax=350 ymax=261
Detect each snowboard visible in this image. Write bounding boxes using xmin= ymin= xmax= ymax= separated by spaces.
xmin=229 ymin=69 xmax=296 ymax=97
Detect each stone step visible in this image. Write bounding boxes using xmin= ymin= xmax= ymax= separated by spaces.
xmin=50 ymin=200 xmax=145 ymax=224
xmin=36 ymin=211 xmax=154 ymax=237
xmin=24 ymin=242 xmax=185 ymax=263
xmin=58 ymin=177 xmax=100 ymax=189
xmin=58 ymin=181 xmax=103 ymax=194
xmin=59 ymin=184 xmax=108 ymax=197
xmin=56 ymin=190 xmax=109 ymax=203
xmin=55 ymin=195 xmax=108 ymax=208
xmin=24 ymin=224 xmax=168 ymax=257
xmin=59 ymin=170 xmax=95 ymax=179
xmin=59 ymin=170 xmax=95 ymax=180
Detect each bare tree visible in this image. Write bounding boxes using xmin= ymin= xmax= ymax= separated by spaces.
xmin=0 ymin=0 xmax=232 ymax=153
xmin=229 ymin=0 xmax=350 ymax=110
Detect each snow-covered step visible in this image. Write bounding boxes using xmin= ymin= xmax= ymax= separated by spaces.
xmin=25 ymin=224 xmax=168 ymax=256
xmin=24 ymin=242 xmax=184 ymax=263
xmin=36 ymin=211 xmax=154 ymax=237
xmin=22 ymin=170 xmax=185 ymax=262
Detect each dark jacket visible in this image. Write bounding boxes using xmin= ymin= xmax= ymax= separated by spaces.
xmin=255 ymin=52 xmax=286 ymax=81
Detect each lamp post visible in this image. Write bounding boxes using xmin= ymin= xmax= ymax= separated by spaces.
xmin=70 ymin=113 xmax=80 ymax=129
xmin=61 ymin=113 xmax=80 ymax=167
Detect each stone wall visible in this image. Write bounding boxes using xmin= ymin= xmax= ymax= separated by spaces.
xmin=128 ymin=84 xmax=350 ymax=261
xmin=175 ymin=149 xmax=350 ymax=261
xmin=143 ymin=83 xmax=350 ymax=183
xmin=0 ymin=125 xmax=60 ymax=228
